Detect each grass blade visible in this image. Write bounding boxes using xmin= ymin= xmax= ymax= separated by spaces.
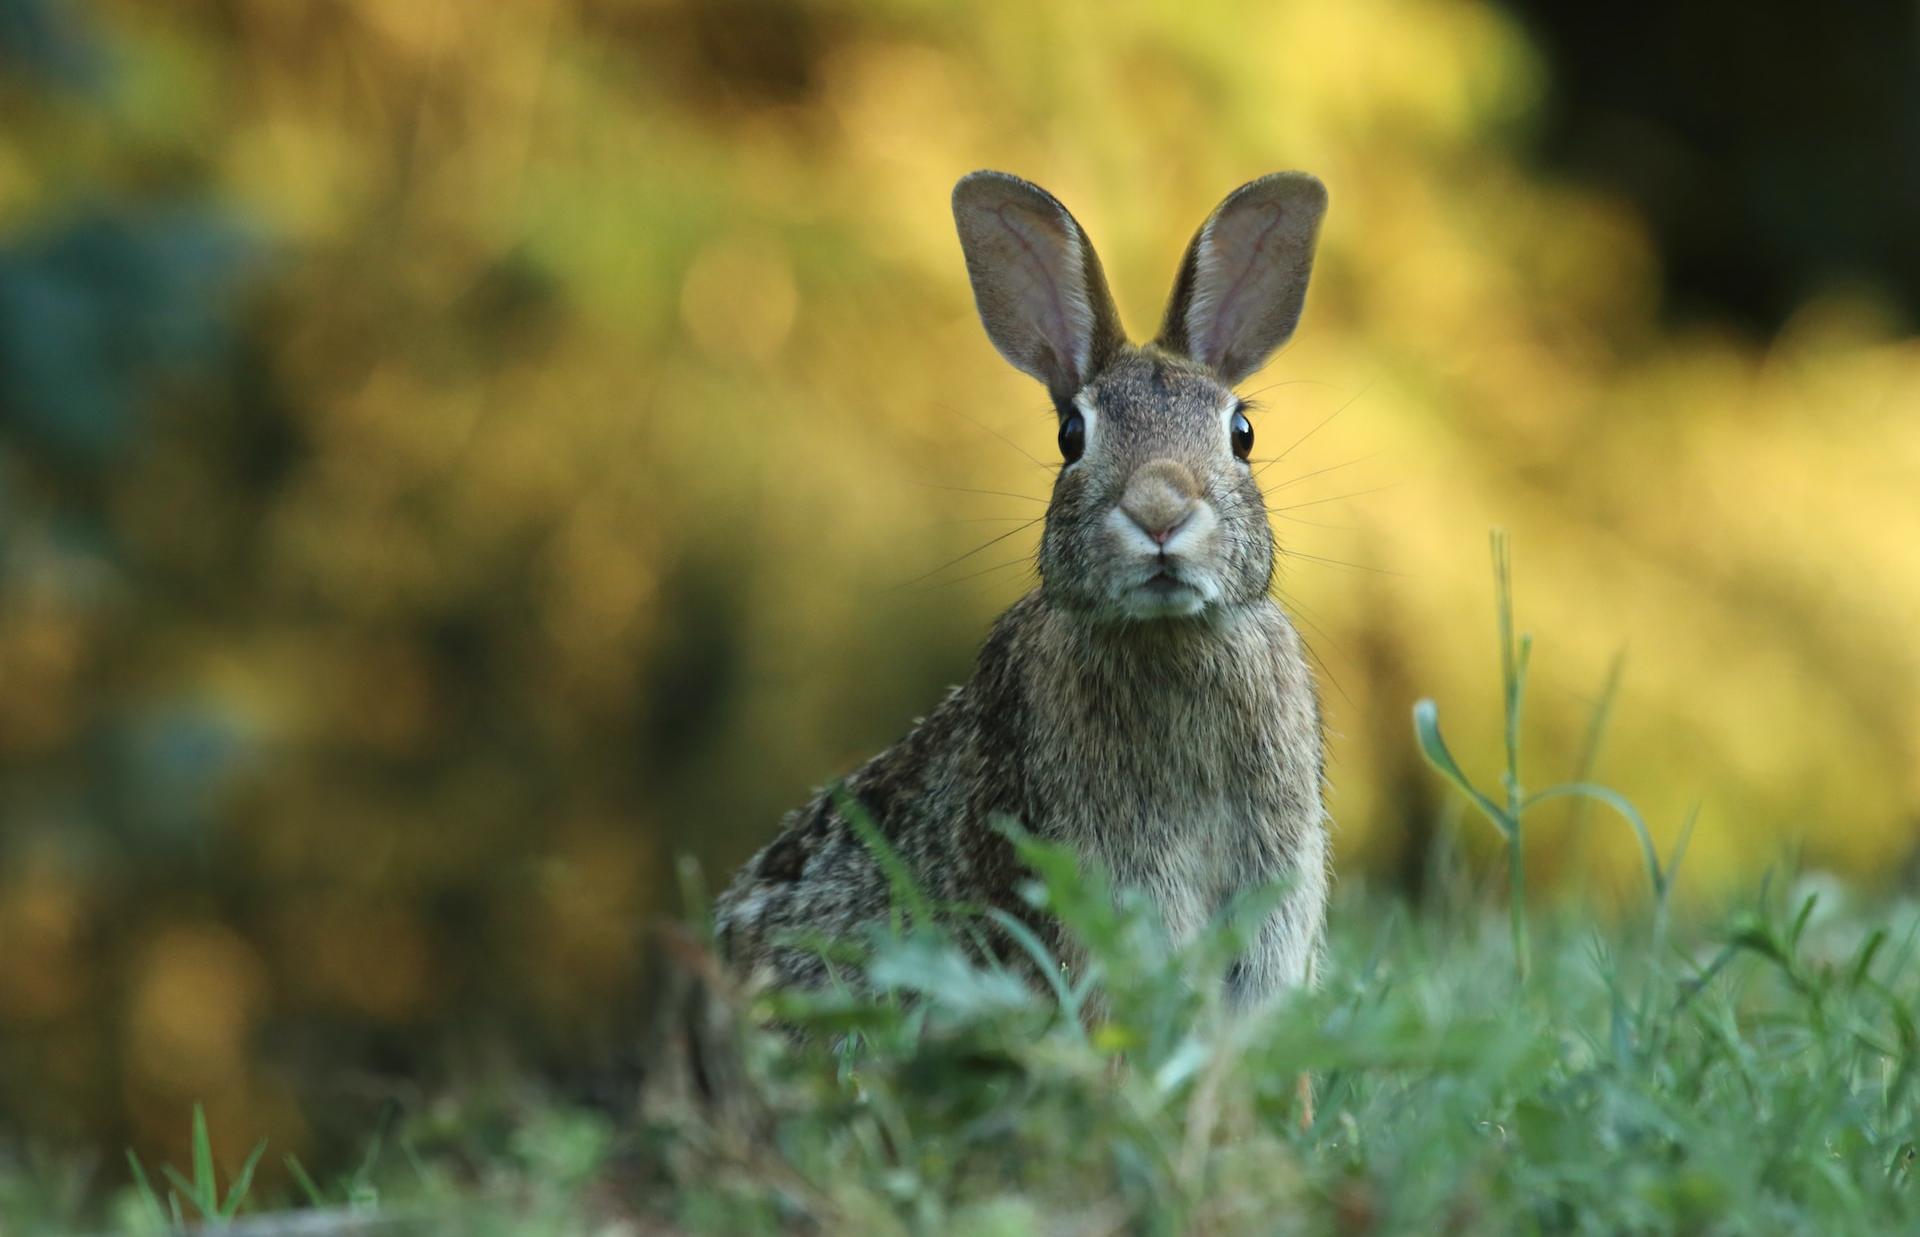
xmin=1523 ymin=782 xmax=1664 ymax=899
xmin=1412 ymin=700 xmax=1510 ymax=837
xmin=983 ymin=907 xmax=1083 ymax=1025
xmin=160 ymin=1166 xmax=205 ymax=1220
xmin=191 ymin=1103 xmax=216 ymax=1211
xmin=285 ymin=1154 xmax=326 ymax=1208
xmin=835 ymin=782 xmax=933 ymax=925
xmin=221 ymin=1138 xmax=268 ymax=1218
xmin=125 ymin=1150 xmax=168 ymax=1232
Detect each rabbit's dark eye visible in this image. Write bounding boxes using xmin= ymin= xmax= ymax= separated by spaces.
xmin=1230 ymin=407 xmax=1254 ymax=460
xmin=1058 ymin=411 xmax=1086 ymax=465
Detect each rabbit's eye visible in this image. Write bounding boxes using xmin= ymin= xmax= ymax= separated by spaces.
xmin=1230 ymin=407 xmax=1254 ymax=460
xmin=1058 ymin=411 xmax=1086 ymax=465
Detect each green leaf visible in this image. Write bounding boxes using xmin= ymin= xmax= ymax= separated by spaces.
xmin=1412 ymin=699 xmax=1511 ymax=838
xmin=284 ymin=1154 xmax=326 ymax=1208
xmin=837 ymin=782 xmax=933 ymax=925
xmin=125 ymin=1150 xmax=168 ymax=1232
xmin=1789 ymin=891 xmax=1819 ymax=950
xmin=1850 ymin=929 xmax=1887 ymax=991
xmin=160 ymin=1165 xmax=208 ymax=1220
xmin=1522 ymin=781 xmax=1663 ymax=897
xmin=221 ymin=1138 xmax=267 ymax=1218
xmin=982 ymin=907 xmax=1082 ymax=1026
xmin=868 ymin=934 xmax=1034 ymax=1018
xmin=191 ymin=1103 xmax=216 ymax=1209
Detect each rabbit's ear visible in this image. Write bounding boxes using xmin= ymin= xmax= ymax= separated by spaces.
xmin=1156 ymin=173 xmax=1327 ymax=385
xmin=952 ymin=171 xmax=1126 ymax=403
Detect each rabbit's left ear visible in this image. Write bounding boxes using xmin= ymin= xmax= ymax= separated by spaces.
xmin=952 ymin=171 xmax=1126 ymax=404
xmin=1156 ymin=173 xmax=1327 ymax=385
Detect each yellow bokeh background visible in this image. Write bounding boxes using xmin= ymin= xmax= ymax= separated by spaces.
xmin=1 ymin=0 xmax=1915 ymax=1175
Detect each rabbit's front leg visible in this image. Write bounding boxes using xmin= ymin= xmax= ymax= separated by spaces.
xmin=1223 ymin=826 xmax=1328 ymax=1011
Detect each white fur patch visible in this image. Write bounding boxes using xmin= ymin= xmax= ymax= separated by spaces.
xmin=1184 ymin=200 xmax=1301 ymax=378
xmin=1185 ymin=214 xmax=1230 ymax=368
xmin=1058 ymin=226 xmax=1097 ymax=380
xmin=1216 ymin=393 xmax=1243 ymax=437
xmin=1068 ymin=392 xmax=1101 ymax=469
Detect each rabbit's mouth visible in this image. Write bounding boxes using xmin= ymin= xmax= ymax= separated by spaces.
xmin=1118 ymin=565 xmax=1213 ymax=619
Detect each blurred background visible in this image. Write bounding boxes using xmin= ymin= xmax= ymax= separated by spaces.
xmin=2 ymin=0 xmax=1917 ymax=1185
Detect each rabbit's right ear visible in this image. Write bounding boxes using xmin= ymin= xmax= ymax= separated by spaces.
xmin=1156 ymin=172 xmax=1328 ymax=385
xmin=952 ymin=171 xmax=1126 ymax=405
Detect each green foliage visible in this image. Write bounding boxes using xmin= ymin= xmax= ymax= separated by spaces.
xmin=58 ymin=863 xmax=1865 ymax=1237
xmin=1 ymin=0 xmax=1917 ymax=1219
xmin=123 ymin=1104 xmax=265 ymax=1229
xmin=646 ymin=542 xmax=1916 ymax=1228
xmin=0 ymin=540 xmax=1913 ymax=1234
xmin=4 ymin=0 xmax=1920 ymax=1180
xmin=632 ymin=847 xmax=1918 ymax=1234
xmin=1414 ymin=531 xmax=1690 ymax=981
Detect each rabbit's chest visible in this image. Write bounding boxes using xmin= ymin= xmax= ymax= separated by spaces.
xmin=1036 ymin=702 xmax=1293 ymax=940
xmin=1014 ymin=601 xmax=1323 ymax=938
xmin=1038 ymin=646 xmax=1310 ymax=828
xmin=1084 ymin=791 xmax=1250 ymax=945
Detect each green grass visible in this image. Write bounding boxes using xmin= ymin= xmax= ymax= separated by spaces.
xmin=124 ymin=1105 xmax=264 ymax=1229
xmin=5 ymin=542 xmax=1918 ymax=1234
xmin=10 ymin=867 xmax=1919 ymax=1235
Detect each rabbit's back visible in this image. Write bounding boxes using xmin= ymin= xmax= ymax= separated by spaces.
xmin=714 ymin=605 xmax=1042 ymax=989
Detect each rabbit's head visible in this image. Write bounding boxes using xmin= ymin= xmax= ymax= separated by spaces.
xmin=953 ymin=171 xmax=1327 ymax=623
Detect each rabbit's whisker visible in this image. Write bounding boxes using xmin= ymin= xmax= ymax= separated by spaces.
xmin=1270 ymin=483 xmax=1402 ymax=512
xmin=913 ymin=481 xmax=1048 ymax=505
xmin=894 ymin=517 xmax=1046 ymax=590
xmin=1254 ymin=378 xmax=1374 ymax=477
xmin=1237 ymin=377 xmax=1349 ymax=401
xmin=1271 ymin=585 xmax=1354 ymax=708
xmin=1274 ymin=512 xmax=1359 ymax=531
xmin=1278 ymin=548 xmax=1402 ymax=577
xmin=935 ymin=402 xmax=1057 ymax=474
xmin=1270 ymin=583 xmax=1356 ymax=665
xmin=910 ymin=554 xmax=1039 ymax=593
xmin=1260 ymin=450 xmax=1382 ymax=490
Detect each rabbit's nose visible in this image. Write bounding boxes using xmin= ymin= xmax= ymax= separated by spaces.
xmin=1121 ymin=460 xmax=1201 ymax=546
xmin=1130 ymin=508 xmax=1193 ymax=546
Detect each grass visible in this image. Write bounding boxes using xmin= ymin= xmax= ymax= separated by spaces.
xmin=4 ymin=540 xmax=1918 ymax=1234
xmin=124 ymin=1106 xmax=264 ymax=1229
xmin=1413 ymin=531 xmax=1691 ymax=982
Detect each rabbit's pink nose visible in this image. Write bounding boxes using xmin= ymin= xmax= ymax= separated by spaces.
xmin=1133 ymin=511 xmax=1192 ymax=545
xmin=1120 ymin=459 xmax=1201 ymax=547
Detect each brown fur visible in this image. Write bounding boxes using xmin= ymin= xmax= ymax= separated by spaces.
xmin=716 ymin=171 xmax=1332 ymax=1009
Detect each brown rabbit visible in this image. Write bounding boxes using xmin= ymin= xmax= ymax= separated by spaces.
xmin=716 ymin=171 xmax=1331 ymax=1009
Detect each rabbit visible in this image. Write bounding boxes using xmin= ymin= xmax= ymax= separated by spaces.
xmin=715 ymin=170 xmax=1331 ymax=1011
